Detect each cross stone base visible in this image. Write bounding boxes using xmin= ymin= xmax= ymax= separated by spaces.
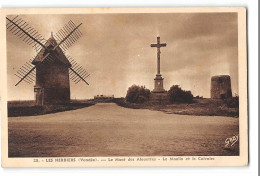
xmin=152 ymin=74 xmax=166 ymax=93
xmin=149 ymin=92 xmax=169 ymax=104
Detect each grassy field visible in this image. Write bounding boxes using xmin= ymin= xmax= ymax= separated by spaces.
xmin=114 ymin=98 xmax=239 ymax=117
xmin=8 ymin=97 xmax=238 ymax=117
xmin=8 ymin=100 xmax=95 ymax=117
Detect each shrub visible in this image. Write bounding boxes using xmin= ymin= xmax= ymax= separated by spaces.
xmin=195 ymin=95 xmax=203 ymax=99
xmin=126 ymin=85 xmax=151 ymax=103
xmin=168 ymin=85 xmax=193 ymax=103
xmin=225 ymin=96 xmax=239 ymax=108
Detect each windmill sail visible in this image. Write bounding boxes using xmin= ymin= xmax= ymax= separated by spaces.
xmin=6 ymin=16 xmax=46 ymax=52
xmin=54 ymin=20 xmax=83 ymax=52
xmin=67 ymin=55 xmax=90 ymax=85
xmin=14 ymin=58 xmax=36 ymax=85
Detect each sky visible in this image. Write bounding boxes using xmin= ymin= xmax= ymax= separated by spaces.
xmin=6 ymin=13 xmax=238 ymax=100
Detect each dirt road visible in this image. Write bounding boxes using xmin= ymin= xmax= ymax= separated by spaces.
xmin=8 ymin=103 xmax=239 ymax=157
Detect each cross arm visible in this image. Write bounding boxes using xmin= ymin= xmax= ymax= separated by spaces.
xmin=160 ymin=43 xmax=167 ymax=47
xmin=150 ymin=43 xmax=167 ymax=47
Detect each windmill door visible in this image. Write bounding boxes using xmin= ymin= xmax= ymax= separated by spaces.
xmin=34 ymin=87 xmax=44 ymax=106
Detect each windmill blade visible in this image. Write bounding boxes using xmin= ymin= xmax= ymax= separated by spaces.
xmin=67 ymin=55 xmax=89 ymax=85
xmin=14 ymin=53 xmax=59 ymax=86
xmin=6 ymin=16 xmax=46 ymax=52
xmin=54 ymin=21 xmax=83 ymax=52
xmin=15 ymin=67 xmax=36 ymax=86
xmin=69 ymin=67 xmax=89 ymax=85
xmin=15 ymin=59 xmax=36 ymax=86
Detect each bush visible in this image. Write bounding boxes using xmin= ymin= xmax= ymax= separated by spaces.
xmin=225 ymin=96 xmax=239 ymax=108
xmin=195 ymin=95 xmax=203 ymax=99
xmin=168 ymin=85 xmax=193 ymax=103
xmin=126 ymin=85 xmax=151 ymax=103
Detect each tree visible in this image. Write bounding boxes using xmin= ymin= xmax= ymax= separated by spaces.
xmin=126 ymin=85 xmax=151 ymax=103
xmin=168 ymin=85 xmax=193 ymax=103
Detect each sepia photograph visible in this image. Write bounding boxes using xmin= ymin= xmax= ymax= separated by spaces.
xmin=1 ymin=7 xmax=248 ymax=167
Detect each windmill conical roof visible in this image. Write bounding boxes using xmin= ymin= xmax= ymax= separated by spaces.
xmin=32 ymin=36 xmax=71 ymax=67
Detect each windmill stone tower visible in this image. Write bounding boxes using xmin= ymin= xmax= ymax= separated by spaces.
xmin=32 ymin=34 xmax=71 ymax=105
xmin=211 ymin=75 xmax=232 ymax=99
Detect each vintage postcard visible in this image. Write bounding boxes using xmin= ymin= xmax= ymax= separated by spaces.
xmin=0 ymin=7 xmax=247 ymax=167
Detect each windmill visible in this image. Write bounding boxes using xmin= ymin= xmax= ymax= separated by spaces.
xmin=6 ymin=15 xmax=90 ymax=105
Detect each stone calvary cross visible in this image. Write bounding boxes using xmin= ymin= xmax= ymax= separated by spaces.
xmin=150 ymin=37 xmax=167 ymax=93
xmin=151 ymin=37 xmax=167 ymax=76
